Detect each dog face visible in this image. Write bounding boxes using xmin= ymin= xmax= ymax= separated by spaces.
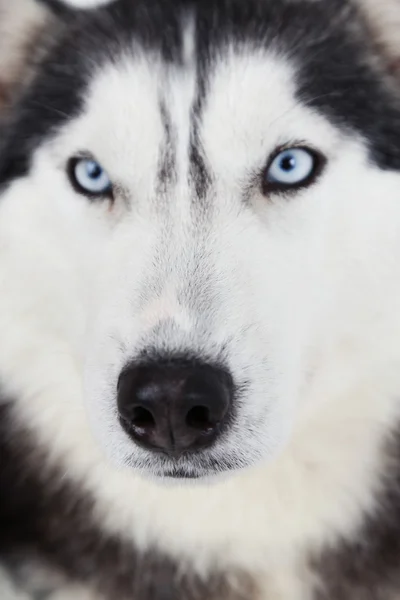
xmin=1 ymin=0 xmax=400 ymax=481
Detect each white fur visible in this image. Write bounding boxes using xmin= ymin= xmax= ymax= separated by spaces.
xmin=2 ymin=35 xmax=400 ymax=599
xmin=57 ymin=0 xmax=114 ymax=8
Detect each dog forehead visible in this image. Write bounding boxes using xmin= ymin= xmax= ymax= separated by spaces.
xmin=58 ymin=45 xmax=338 ymax=210
xmin=71 ymin=50 xmax=297 ymax=148
xmin=2 ymin=0 xmax=399 ymax=194
xmin=63 ymin=0 xmax=400 ymax=173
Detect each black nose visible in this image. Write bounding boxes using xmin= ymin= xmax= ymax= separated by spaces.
xmin=117 ymin=359 xmax=233 ymax=456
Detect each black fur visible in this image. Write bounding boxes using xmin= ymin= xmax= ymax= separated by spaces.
xmin=1 ymin=0 xmax=400 ymax=193
xmin=0 ymin=402 xmax=257 ymax=600
xmin=311 ymin=431 xmax=400 ymax=600
xmin=4 ymin=401 xmax=400 ymax=598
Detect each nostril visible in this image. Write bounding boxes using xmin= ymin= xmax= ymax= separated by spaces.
xmin=186 ymin=406 xmax=214 ymax=431
xmin=131 ymin=406 xmax=155 ymax=431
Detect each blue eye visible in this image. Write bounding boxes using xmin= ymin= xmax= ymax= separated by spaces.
xmin=265 ymin=147 xmax=322 ymax=191
xmin=69 ymin=157 xmax=112 ymax=196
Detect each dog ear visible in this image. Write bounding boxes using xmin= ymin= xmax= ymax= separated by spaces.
xmin=0 ymin=0 xmax=50 ymax=111
xmin=0 ymin=0 xmax=116 ymax=113
xmin=354 ymin=0 xmax=400 ymax=77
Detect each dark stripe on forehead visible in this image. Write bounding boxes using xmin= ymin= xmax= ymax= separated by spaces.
xmin=189 ymin=136 xmax=212 ymax=202
xmin=188 ymin=8 xmax=212 ymax=204
xmin=157 ymin=100 xmax=177 ymax=192
xmin=189 ymin=59 xmax=212 ymax=205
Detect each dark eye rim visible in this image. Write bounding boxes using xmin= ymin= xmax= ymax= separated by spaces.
xmin=262 ymin=144 xmax=327 ymax=196
xmin=67 ymin=156 xmax=114 ymax=201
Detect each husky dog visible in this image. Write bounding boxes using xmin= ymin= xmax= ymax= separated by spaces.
xmin=1 ymin=0 xmax=400 ymax=598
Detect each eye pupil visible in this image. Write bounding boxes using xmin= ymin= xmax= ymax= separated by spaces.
xmin=280 ymin=155 xmax=296 ymax=172
xmin=87 ymin=162 xmax=102 ymax=179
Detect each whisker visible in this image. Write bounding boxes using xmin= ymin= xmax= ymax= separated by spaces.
xmin=28 ymin=100 xmax=72 ymax=120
